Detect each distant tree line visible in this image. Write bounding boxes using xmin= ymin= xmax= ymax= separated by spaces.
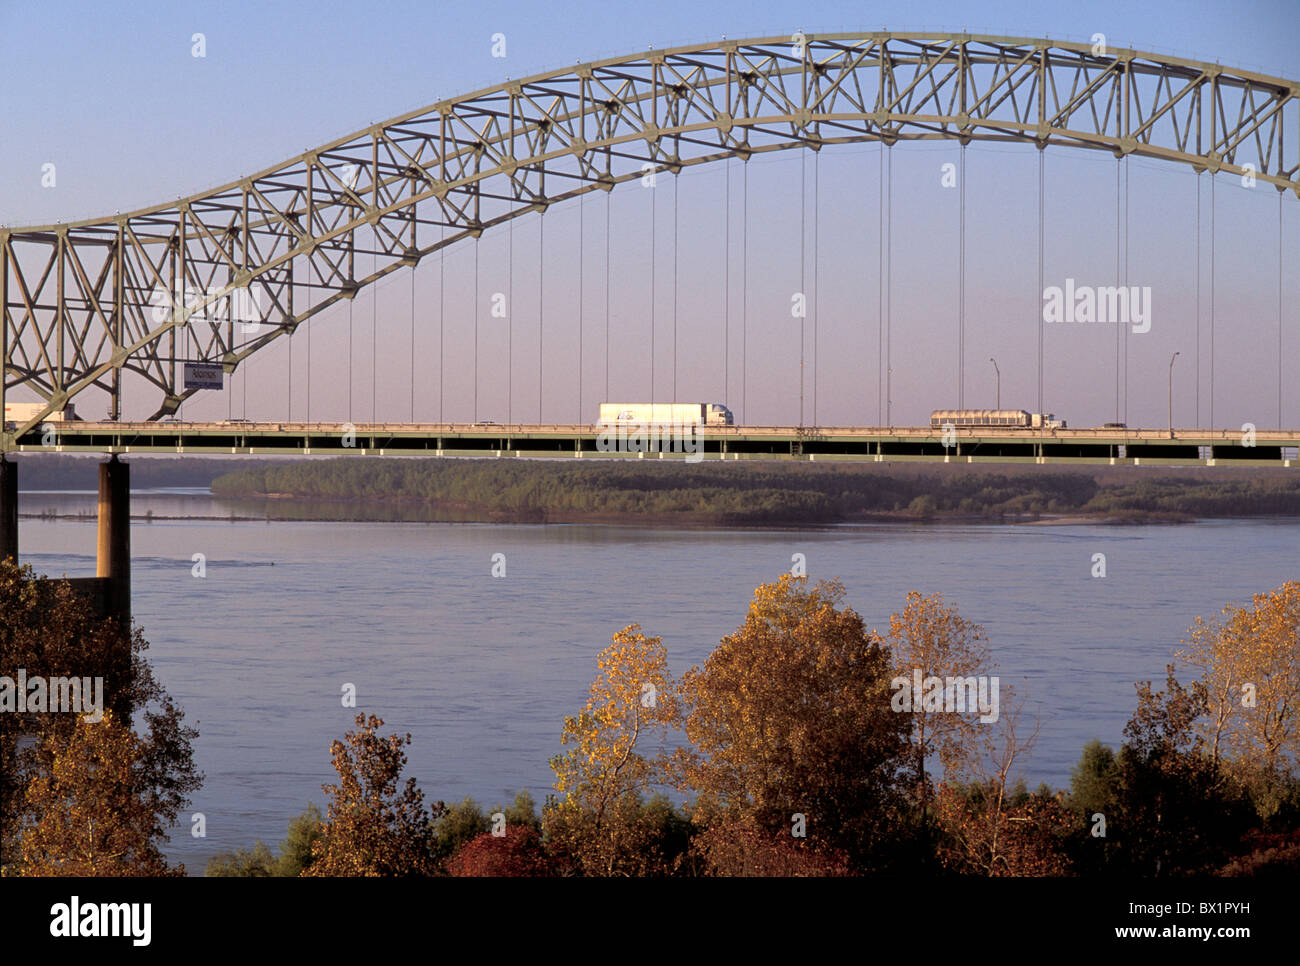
xmin=210 ymin=458 xmax=1300 ymax=524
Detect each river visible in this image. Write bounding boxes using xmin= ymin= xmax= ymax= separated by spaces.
xmin=12 ymin=487 xmax=1298 ymax=872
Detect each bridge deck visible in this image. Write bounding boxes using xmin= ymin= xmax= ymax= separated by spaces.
xmin=4 ymin=422 xmax=1296 ymax=466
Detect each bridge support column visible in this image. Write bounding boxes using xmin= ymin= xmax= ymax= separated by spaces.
xmin=1 ymin=457 xmax=16 ymax=565
xmin=96 ymin=456 xmax=130 ymax=629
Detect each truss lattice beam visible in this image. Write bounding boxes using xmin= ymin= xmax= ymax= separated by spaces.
xmin=4 ymin=32 xmax=1298 ymax=437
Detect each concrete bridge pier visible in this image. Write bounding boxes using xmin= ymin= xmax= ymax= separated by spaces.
xmin=0 ymin=455 xmax=130 ymax=627
xmin=1 ymin=457 xmax=16 ymax=564
xmin=96 ymin=456 xmax=131 ymax=629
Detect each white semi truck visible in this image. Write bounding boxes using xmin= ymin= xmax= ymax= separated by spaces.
xmin=4 ymin=401 xmax=79 ymax=425
xmin=598 ymin=402 xmax=734 ymax=427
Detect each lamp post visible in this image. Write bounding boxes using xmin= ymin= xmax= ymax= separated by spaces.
xmin=1168 ymin=351 xmax=1180 ymax=438
xmin=989 ymin=357 xmax=1000 ymax=410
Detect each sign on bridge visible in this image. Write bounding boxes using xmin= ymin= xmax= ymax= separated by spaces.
xmin=183 ymin=363 xmax=224 ymax=391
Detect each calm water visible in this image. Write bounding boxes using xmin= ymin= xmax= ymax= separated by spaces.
xmin=13 ymin=488 xmax=1299 ymax=873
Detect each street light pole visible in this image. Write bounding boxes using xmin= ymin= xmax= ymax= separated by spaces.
xmin=989 ymin=357 xmax=1000 ymax=410
xmin=1168 ymin=351 xmax=1180 ymax=438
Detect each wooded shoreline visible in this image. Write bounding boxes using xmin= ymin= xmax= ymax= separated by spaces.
xmin=204 ymin=458 xmax=1300 ymax=526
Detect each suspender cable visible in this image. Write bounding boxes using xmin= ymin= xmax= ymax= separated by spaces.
xmin=959 ymin=142 xmax=966 ymax=409
xmin=1280 ymin=191 xmax=1285 ymax=429
xmin=280 ymin=263 xmax=289 ymax=423
xmin=1037 ymin=148 xmax=1045 ymax=419
xmin=473 ymin=234 xmax=479 ymax=422
xmin=800 ymin=149 xmax=806 ymax=428
xmin=813 ymin=148 xmax=819 ymax=426
xmin=673 ymin=173 xmax=678 ymax=404
xmin=348 ymin=272 xmax=353 ymax=423
xmin=650 ymin=173 xmax=656 ymax=406
xmin=724 ymin=160 xmax=730 ymax=411
xmin=308 ymin=261 xmax=313 ymax=423
xmin=539 ymin=211 xmax=544 ymax=422
xmin=1210 ymin=172 xmax=1215 ymax=429
xmin=296 ymin=271 xmax=302 ymax=423
xmin=372 ymin=246 xmax=378 ymax=422
xmin=508 ymin=207 xmax=513 ymax=425
xmin=886 ymin=143 xmax=892 ymax=427
xmin=439 ymin=227 xmax=444 ymax=423
xmin=1118 ymin=156 xmax=1128 ymax=423
xmin=1116 ymin=161 xmax=1122 ymax=424
xmin=1195 ymin=171 xmax=1201 ymax=427
xmin=579 ymin=191 xmax=584 ymax=423
xmin=742 ymin=160 xmax=748 ymax=424
xmin=605 ymin=189 xmax=610 ymax=407
xmin=410 ymin=258 xmax=415 ymax=422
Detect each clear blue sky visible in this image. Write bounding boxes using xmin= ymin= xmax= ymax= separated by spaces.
xmin=2 ymin=0 xmax=1297 ymax=428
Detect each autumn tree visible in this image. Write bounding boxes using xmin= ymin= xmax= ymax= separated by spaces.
xmin=1 ymin=560 xmax=201 ymax=870
xmin=545 ymin=624 xmax=679 ymax=875
xmin=688 ymin=815 xmax=851 ymax=877
xmin=930 ymin=691 xmax=1069 ymax=876
xmin=304 ymin=713 xmax=439 ymax=876
xmin=19 ymin=710 xmax=183 ymax=876
xmin=884 ymin=590 xmax=996 ymax=829
xmin=676 ymin=575 xmax=910 ymax=870
xmin=431 ymin=798 xmax=491 ymax=867
xmin=1175 ymin=581 xmax=1300 ymax=818
xmin=447 ymin=825 xmax=553 ymax=877
xmin=932 ymin=781 xmax=1074 ymax=876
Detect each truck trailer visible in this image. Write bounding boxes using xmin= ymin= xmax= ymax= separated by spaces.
xmin=4 ymin=401 xmax=79 ymax=425
xmin=598 ymin=402 xmax=734 ymax=427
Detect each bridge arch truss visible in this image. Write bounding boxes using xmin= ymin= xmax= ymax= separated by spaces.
xmin=3 ymin=31 xmax=1298 ymax=434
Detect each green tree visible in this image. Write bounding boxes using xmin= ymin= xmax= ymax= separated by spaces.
xmin=205 ymin=842 xmax=277 ymax=877
xmin=204 ymin=804 xmax=323 ymax=877
xmin=1069 ymin=739 xmax=1119 ymax=818
xmin=493 ymin=789 xmax=541 ymax=834
xmin=277 ymin=803 xmax=323 ymax=875
xmin=432 ymin=798 xmax=489 ymax=867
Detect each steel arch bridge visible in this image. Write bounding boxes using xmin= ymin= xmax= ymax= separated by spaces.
xmin=3 ymin=31 xmax=1298 ymax=440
